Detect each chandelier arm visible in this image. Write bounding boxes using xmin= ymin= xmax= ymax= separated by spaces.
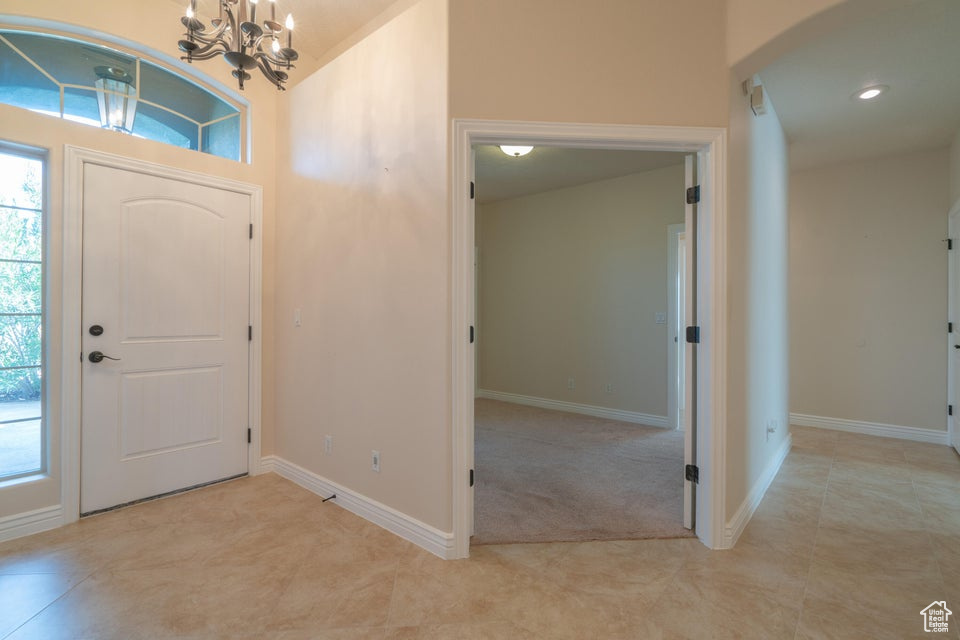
xmin=191 ymin=18 xmax=230 ymax=42
xmin=184 ymin=40 xmax=232 ymax=58
xmin=183 ymin=48 xmax=232 ymax=63
xmin=254 ymin=56 xmax=286 ymax=89
xmin=187 ymin=32 xmax=231 ymax=48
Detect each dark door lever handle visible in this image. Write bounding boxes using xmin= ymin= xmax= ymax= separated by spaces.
xmin=88 ymin=351 xmax=120 ymax=363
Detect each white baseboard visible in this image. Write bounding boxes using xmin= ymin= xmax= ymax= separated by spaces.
xmin=723 ymin=433 xmax=792 ymax=548
xmin=261 ymin=455 xmax=455 ymax=560
xmin=790 ymin=413 xmax=949 ymax=445
xmin=477 ymin=389 xmax=669 ymax=429
xmin=0 ymin=505 xmax=64 ymax=543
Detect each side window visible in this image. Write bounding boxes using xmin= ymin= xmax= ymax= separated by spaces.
xmin=0 ymin=31 xmax=242 ymax=162
xmin=0 ymin=148 xmax=44 ymax=480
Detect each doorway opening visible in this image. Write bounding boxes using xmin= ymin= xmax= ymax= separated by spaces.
xmin=0 ymin=145 xmax=45 ymax=482
xmin=471 ymin=145 xmax=691 ymax=545
xmin=451 ymin=120 xmax=727 ymax=558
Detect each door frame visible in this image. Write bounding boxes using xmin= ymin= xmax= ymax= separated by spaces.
xmin=60 ymin=146 xmax=263 ymax=523
xmin=667 ymin=222 xmax=685 ymax=432
xmin=949 ymin=197 xmax=960 ymax=453
xmin=451 ymin=119 xmax=728 ymax=557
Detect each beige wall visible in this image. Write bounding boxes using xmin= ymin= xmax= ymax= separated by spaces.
xmin=790 ymin=148 xmax=950 ymax=431
xmin=951 ymin=128 xmax=960 ymax=207
xmin=448 ymin=0 xmax=728 ymax=127
xmin=273 ymin=0 xmax=449 ymax=529
xmin=725 ymin=75 xmax=791 ymax=515
xmin=477 ymin=165 xmax=684 ymax=417
xmin=0 ymin=0 xmax=278 ymax=519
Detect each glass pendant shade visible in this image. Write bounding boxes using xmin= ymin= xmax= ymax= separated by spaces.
xmin=95 ymin=66 xmax=138 ymax=133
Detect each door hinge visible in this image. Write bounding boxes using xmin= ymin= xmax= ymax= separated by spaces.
xmin=685 ymin=464 xmax=699 ymax=483
xmin=949 ymin=405 xmax=954 ymax=417
xmin=249 ymin=223 xmax=253 ymax=239
xmin=950 ymin=322 xmax=954 ymax=334
xmin=470 ymin=181 xmax=475 ymax=200
xmin=469 ymin=325 xmax=475 ymax=344
xmin=685 ymin=326 xmax=700 ymax=344
xmin=686 ymin=185 xmax=700 ymax=205
xmin=247 ymin=427 xmax=252 ymax=444
xmin=469 ymin=469 xmax=474 ymax=487
xmin=248 ymin=325 xmax=252 ymax=341
xmin=947 ymin=238 xmax=953 ymax=250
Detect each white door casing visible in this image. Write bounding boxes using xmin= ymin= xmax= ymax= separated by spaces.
xmin=667 ymin=223 xmax=685 ymax=433
xmin=451 ymin=120 xmax=728 ymax=557
xmin=949 ymin=201 xmax=960 ymax=454
xmin=682 ymin=155 xmax=697 ymax=530
xmin=677 ymin=233 xmax=687 ymax=431
xmin=62 ymin=147 xmax=263 ymax=521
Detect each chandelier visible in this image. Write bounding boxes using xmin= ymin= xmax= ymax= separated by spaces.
xmin=178 ymin=0 xmax=299 ymax=91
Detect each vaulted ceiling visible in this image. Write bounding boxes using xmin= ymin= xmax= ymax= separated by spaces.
xmin=759 ymin=0 xmax=960 ymax=169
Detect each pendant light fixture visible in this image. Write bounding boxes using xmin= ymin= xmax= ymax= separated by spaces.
xmin=178 ymin=0 xmax=299 ymax=91
xmin=94 ymin=66 xmax=138 ymax=133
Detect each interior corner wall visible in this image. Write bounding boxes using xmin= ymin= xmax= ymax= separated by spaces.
xmin=477 ymin=165 xmax=685 ymax=418
xmin=0 ymin=0 xmax=279 ymax=520
xmin=951 ymin=127 xmax=960 ymax=207
xmin=273 ymin=0 xmax=449 ymax=530
xmin=790 ymin=148 xmax=950 ymax=432
xmin=725 ymin=74 xmax=790 ymax=517
xmin=448 ymin=0 xmax=727 ymax=126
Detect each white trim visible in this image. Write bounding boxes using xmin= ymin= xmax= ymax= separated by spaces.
xmin=667 ymin=223 xmax=684 ymax=433
xmin=262 ymin=456 xmax=456 ymax=560
xmin=0 ymin=505 xmax=63 ymax=543
xmin=790 ymin=413 xmax=950 ymax=445
xmin=62 ymin=145 xmax=263 ymax=523
xmin=452 ymin=119 xmax=728 ymax=558
xmin=723 ymin=433 xmax=791 ymax=547
xmin=949 ymin=198 xmax=960 ymax=453
xmin=477 ymin=389 xmax=668 ymax=428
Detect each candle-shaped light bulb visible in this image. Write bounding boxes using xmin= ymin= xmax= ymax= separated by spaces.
xmin=272 ymin=37 xmax=280 ymax=53
xmin=285 ymin=13 xmax=294 ymax=48
xmin=186 ymin=4 xmax=194 ymax=18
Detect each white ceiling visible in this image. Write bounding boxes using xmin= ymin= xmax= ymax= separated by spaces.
xmin=184 ymin=0 xmax=397 ymax=62
xmin=475 ymin=146 xmax=686 ymax=204
xmin=759 ymin=0 xmax=960 ymax=170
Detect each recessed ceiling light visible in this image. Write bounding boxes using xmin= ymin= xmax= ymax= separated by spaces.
xmin=855 ymin=85 xmax=888 ymax=101
xmin=500 ymin=145 xmax=534 ymax=157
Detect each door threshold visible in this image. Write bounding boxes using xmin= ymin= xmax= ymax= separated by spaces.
xmin=80 ymin=473 xmax=248 ymax=518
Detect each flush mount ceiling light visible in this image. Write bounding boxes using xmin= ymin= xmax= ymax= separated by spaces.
xmin=500 ymin=145 xmax=534 ymax=157
xmin=178 ymin=0 xmax=299 ymax=91
xmin=855 ymin=85 xmax=888 ymax=101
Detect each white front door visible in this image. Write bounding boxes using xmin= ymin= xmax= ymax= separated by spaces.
xmin=80 ymin=164 xmax=251 ymax=513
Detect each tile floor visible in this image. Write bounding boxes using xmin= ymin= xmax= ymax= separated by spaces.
xmin=0 ymin=426 xmax=958 ymax=639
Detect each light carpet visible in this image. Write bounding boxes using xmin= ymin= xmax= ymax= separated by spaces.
xmin=473 ymin=398 xmax=694 ymax=545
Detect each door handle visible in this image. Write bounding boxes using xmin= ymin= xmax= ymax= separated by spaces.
xmin=88 ymin=351 xmax=120 ymax=363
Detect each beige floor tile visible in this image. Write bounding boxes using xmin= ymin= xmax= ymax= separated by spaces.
xmin=1 ymin=431 xmax=955 ymax=640
xmin=804 ymin=559 xmax=945 ymax=628
xmin=5 ymin=562 xmax=295 ymax=639
xmin=0 ymin=573 xmax=85 ymax=638
xmin=797 ymin=598 xmax=936 ymax=640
